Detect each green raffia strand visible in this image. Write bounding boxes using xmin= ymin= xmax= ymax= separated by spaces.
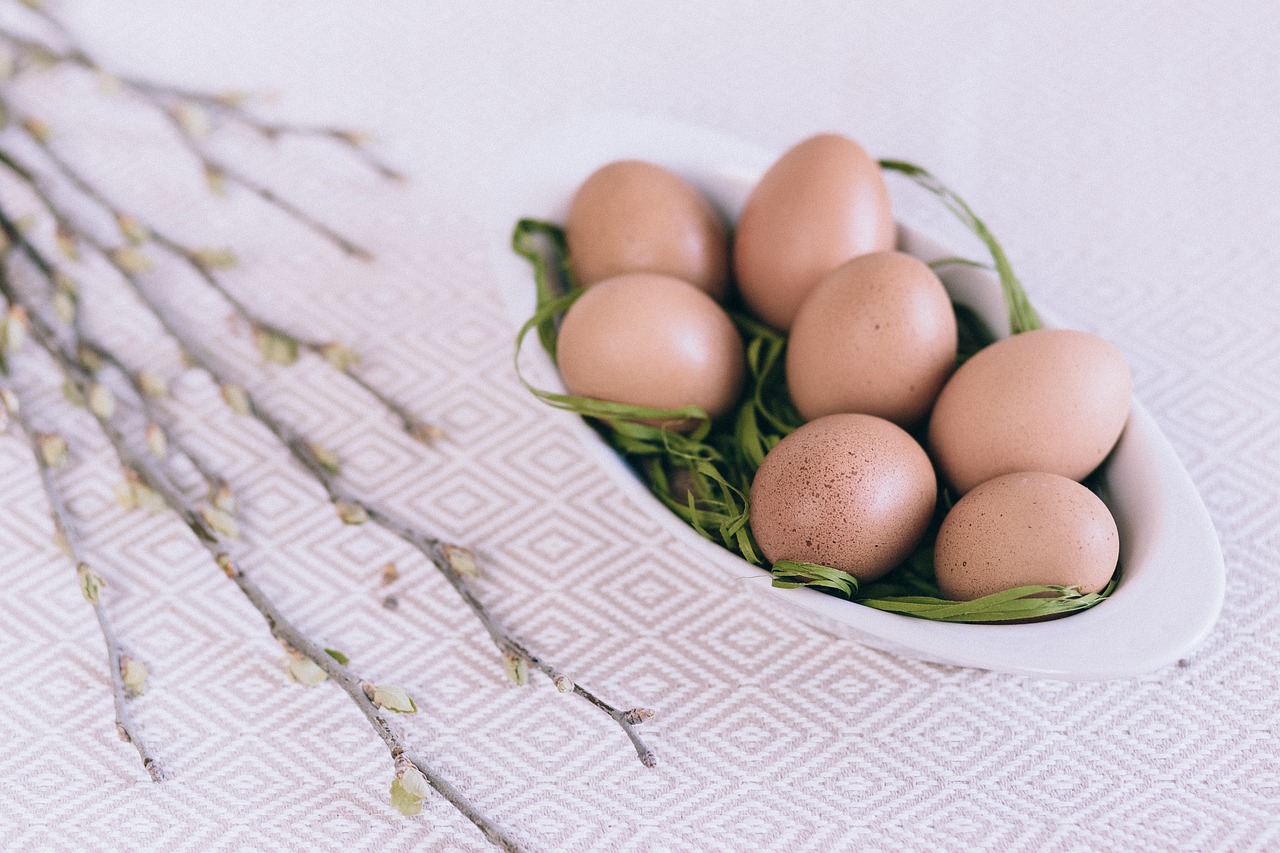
xmin=511 ymin=154 xmax=1115 ymax=624
xmin=880 ymin=159 xmax=1042 ymax=335
xmin=928 ymin=256 xmax=992 ymax=273
xmin=511 ymin=218 xmax=576 ymax=359
xmin=728 ymin=310 xmax=802 ymax=469
xmin=772 ymin=544 xmax=1119 ymax=623
xmin=770 ymin=561 xmax=859 ymax=596
xmin=859 ymin=577 xmax=1119 ymax=623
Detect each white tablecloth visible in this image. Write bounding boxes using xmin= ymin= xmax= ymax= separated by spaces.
xmin=2 ymin=2 xmax=1277 ymax=850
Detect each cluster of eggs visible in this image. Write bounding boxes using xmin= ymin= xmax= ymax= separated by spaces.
xmin=554 ymin=134 xmax=1132 ymax=602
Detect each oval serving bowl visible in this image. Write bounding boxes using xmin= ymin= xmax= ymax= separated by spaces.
xmin=486 ymin=113 xmax=1224 ymax=680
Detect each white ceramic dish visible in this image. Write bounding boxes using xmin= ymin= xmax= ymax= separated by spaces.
xmin=486 ymin=113 xmax=1225 ymax=680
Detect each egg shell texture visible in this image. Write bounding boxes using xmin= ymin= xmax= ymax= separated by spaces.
xmin=555 ymin=272 xmax=745 ymax=426
xmin=733 ymin=133 xmax=896 ymax=330
xmin=566 ymin=160 xmax=729 ymax=299
xmin=933 ymin=471 xmax=1120 ymax=601
xmin=927 ymin=328 xmax=1133 ymax=494
xmin=786 ymin=251 xmax=958 ymax=426
xmin=749 ymin=413 xmax=937 ymax=581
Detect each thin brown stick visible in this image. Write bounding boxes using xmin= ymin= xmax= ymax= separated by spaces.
xmin=0 ymin=27 xmax=368 ymax=258
xmin=0 ymin=150 xmax=224 ymax=503
xmin=77 ymin=336 xmax=228 ymax=501
xmin=2 ymin=125 xmax=658 ymax=766
xmin=0 ymin=19 xmax=404 ymax=182
xmin=15 ymin=125 xmax=439 ymax=444
xmin=165 ymin=119 xmax=373 ymax=260
xmin=133 ymin=257 xmax=658 ymax=767
xmin=0 ymin=380 xmax=165 ymax=781
xmin=0 ymin=216 xmax=524 ymax=853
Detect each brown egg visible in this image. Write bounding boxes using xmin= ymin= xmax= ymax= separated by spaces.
xmin=749 ymin=413 xmax=936 ymax=581
xmin=934 ymin=471 xmax=1120 ymax=600
xmin=928 ymin=328 xmax=1132 ymax=494
xmin=733 ymin=133 xmax=896 ymax=330
xmin=555 ymin=272 xmax=744 ymax=429
xmin=786 ymin=251 xmax=957 ymax=427
xmin=565 ymin=160 xmax=729 ymax=299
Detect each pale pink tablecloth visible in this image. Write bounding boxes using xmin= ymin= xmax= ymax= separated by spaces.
xmin=1 ymin=2 xmax=1277 ymax=850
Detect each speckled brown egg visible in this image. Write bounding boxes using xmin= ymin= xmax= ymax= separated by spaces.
xmin=933 ymin=471 xmax=1120 ymax=600
xmin=733 ymin=133 xmax=896 ymax=330
xmin=786 ymin=251 xmax=957 ymax=427
xmin=749 ymin=413 xmax=936 ymax=581
xmin=565 ymin=160 xmax=729 ymax=299
xmin=555 ymin=272 xmax=744 ymax=429
xmin=928 ymin=328 xmax=1132 ymax=494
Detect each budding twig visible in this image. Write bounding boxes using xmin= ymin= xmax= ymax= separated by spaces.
xmin=76 ymin=336 xmax=228 ymax=502
xmin=0 ymin=380 xmax=164 ymax=781
xmin=3 ymin=121 xmax=657 ymax=768
xmin=13 ymin=117 xmax=441 ymax=445
xmin=0 ymin=27 xmax=368 ymax=258
xmin=0 ymin=18 xmax=404 ymax=181
xmin=0 ymin=10 xmax=662 ymax=842
xmin=0 ymin=151 xmax=223 ymax=504
xmin=0 ymin=221 xmax=523 ymax=853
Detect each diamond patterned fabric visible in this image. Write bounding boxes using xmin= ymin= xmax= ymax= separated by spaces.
xmin=0 ymin=2 xmax=1277 ymax=850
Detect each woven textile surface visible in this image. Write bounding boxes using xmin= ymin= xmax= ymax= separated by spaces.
xmin=1 ymin=2 xmax=1277 ymax=850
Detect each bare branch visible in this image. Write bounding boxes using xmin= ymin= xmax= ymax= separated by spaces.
xmin=0 ymin=9 xmax=660 ymax=842
xmin=0 ymin=380 xmax=165 ymax=781
xmin=0 ymin=21 xmax=404 ymax=182
xmin=13 ymin=122 xmax=441 ymax=445
xmin=2 ymin=114 xmax=657 ymax=766
xmin=0 ymin=209 xmax=524 ymax=853
xmin=0 ymin=150 xmax=224 ymax=503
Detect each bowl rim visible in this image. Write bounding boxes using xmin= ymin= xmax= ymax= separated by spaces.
xmin=487 ymin=111 xmax=1225 ymax=681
